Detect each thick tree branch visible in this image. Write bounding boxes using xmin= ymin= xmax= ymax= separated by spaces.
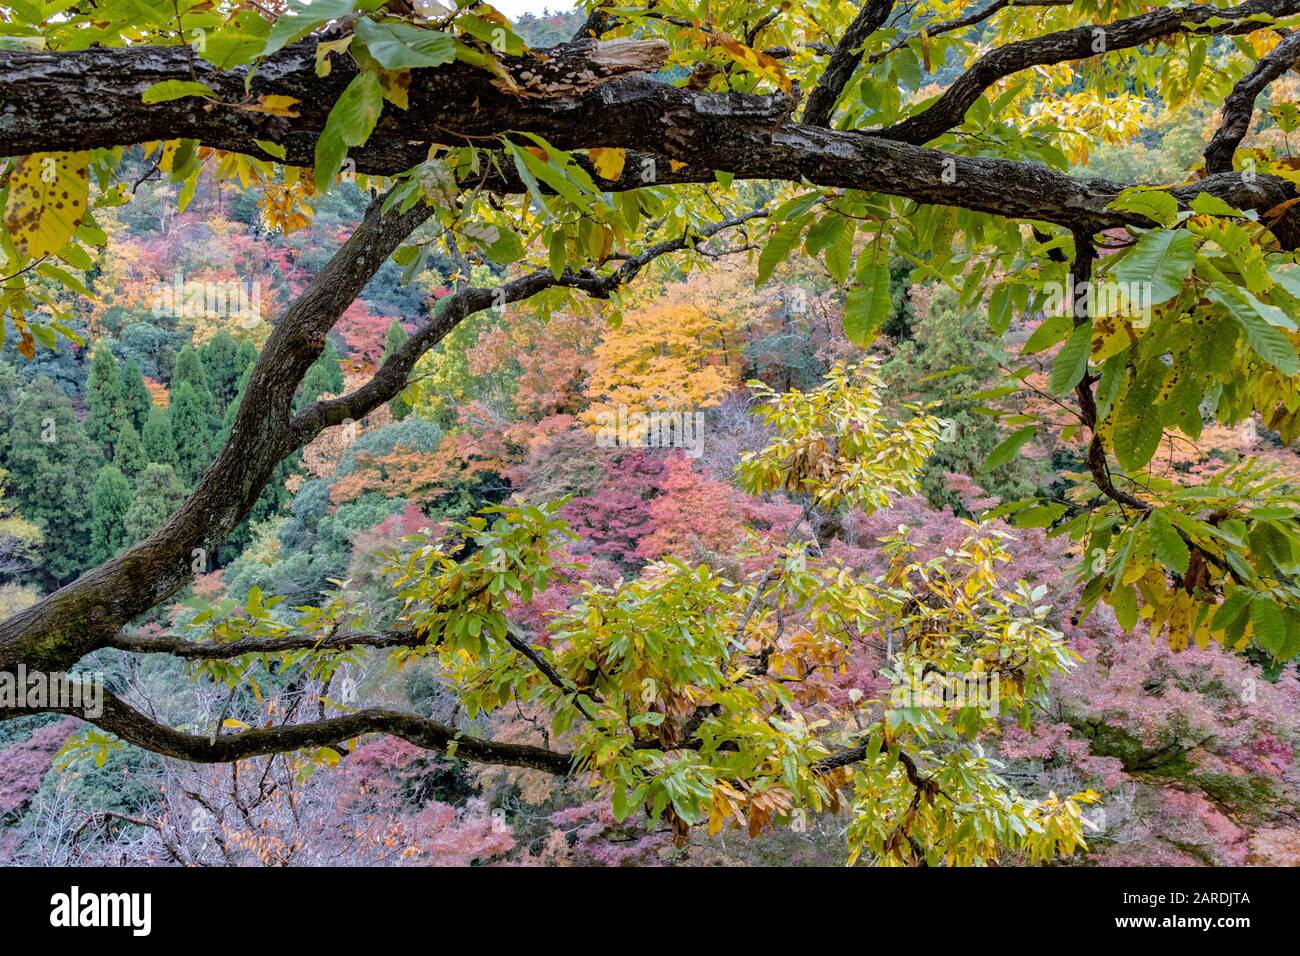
xmin=1204 ymin=30 xmax=1300 ymax=173
xmin=2 ymin=691 xmax=575 ymax=775
xmin=801 ymin=0 xmax=896 ymax=127
xmin=872 ymin=0 xmax=1300 ymax=145
xmin=107 ymin=628 xmax=427 ymax=659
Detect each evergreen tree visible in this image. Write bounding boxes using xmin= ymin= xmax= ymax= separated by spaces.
xmin=173 ymin=344 xmax=210 ymax=397
xmin=142 ymin=404 xmax=178 ymax=467
xmin=125 ymin=463 xmax=188 ymax=542
xmin=1 ymin=377 xmax=100 ymax=586
xmin=170 ymin=380 xmax=212 ymax=484
xmin=236 ymin=338 xmax=258 ymax=377
xmin=114 ymin=419 xmax=146 ymax=479
xmin=90 ymin=464 xmax=132 ymax=562
xmin=383 ymin=318 xmax=412 ymax=421
xmin=85 ymin=343 xmax=125 ymax=459
xmin=200 ymin=330 xmax=242 ymax=412
xmin=121 ymin=355 xmax=154 ymax=433
xmin=295 ymin=341 xmax=345 ymax=412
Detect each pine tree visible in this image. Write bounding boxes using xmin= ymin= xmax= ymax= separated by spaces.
xmin=142 ymin=404 xmax=178 ymax=467
xmin=236 ymin=338 xmax=258 ymax=378
xmin=114 ymin=419 xmax=146 ymax=479
xmin=383 ymin=318 xmax=412 ymax=421
xmin=85 ymin=342 xmax=125 ymax=459
xmin=1 ymin=377 xmax=101 ymax=586
xmin=170 ymin=380 xmax=212 ymax=485
xmin=90 ymin=464 xmax=132 ymax=562
xmin=295 ymin=341 xmax=345 ymax=411
xmin=125 ymin=463 xmax=188 ymax=542
xmin=121 ymin=355 xmax=154 ymax=433
xmin=173 ymin=344 xmax=210 ymax=397
xmin=201 ymin=330 xmax=242 ymax=413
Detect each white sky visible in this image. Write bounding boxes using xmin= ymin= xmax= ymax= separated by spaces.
xmin=493 ymin=0 xmax=577 ymax=17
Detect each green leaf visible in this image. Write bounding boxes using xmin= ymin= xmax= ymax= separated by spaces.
xmin=1112 ymin=359 xmax=1167 ymax=472
xmin=1108 ymin=188 xmax=1179 ymax=228
xmin=353 ymin=18 xmax=455 ymax=69
xmin=1250 ymin=596 xmax=1288 ymax=656
xmin=254 ymin=138 xmax=287 ymax=160
xmin=1021 ymin=313 xmax=1071 ymax=355
xmin=1147 ymin=510 xmax=1190 ymax=576
xmin=1047 ymin=319 xmax=1092 ymax=396
xmin=262 ymin=0 xmax=356 ymax=58
xmin=1208 ymin=287 xmax=1300 ymax=374
xmin=1212 ymin=589 xmax=1252 ymax=633
xmin=1111 ymin=229 xmax=1195 ymax=304
xmin=314 ymin=71 xmax=384 ymax=190
xmin=982 ymin=425 xmax=1037 ymax=472
xmin=757 ymin=217 xmax=805 ymax=286
xmin=843 ymin=243 xmax=891 ymax=346
xmin=141 ymin=80 xmax=217 ymax=104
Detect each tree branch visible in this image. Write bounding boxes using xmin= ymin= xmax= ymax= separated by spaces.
xmin=872 ymin=0 xmax=1300 ymax=145
xmin=801 ymin=0 xmax=896 ymax=127
xmin=1204 ymin=30 xmax=1300 ymax=173
xmin=3 ymin=691 xmax=575 ymax=775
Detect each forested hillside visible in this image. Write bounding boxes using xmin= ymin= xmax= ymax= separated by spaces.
xmin=2 ymin=0 xmax=1300 ymax=869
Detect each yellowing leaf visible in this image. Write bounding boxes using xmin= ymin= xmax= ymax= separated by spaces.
xmin=240 ymin=95 xmax=301 ymax=117
xmin=3 ymin=151 xmax=90 ymax=260
xmin=590 ymin=147 xmax=626 ymax=181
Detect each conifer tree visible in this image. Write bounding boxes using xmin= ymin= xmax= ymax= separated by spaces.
xmin=121 ymin=355 xmax=154 ymax=433
xmin=169 ymin=380 xmax=211 ymax=485
xmin=200 ymin=330 xmax=242 ymax=412
xmin=114 ymin=419 xmax=146 ymax=479
xmin=85 ymin=342 xmax=124 ymax=459
xmin=90 ymin=463 xmax=132 ymax=563
xmin=124 ymin=463 xmax=188 ymax=542
xmin=1 ymin=377 xmax=100 ymax=585
xmin=142 ymin=404 xmax=178 ymax=467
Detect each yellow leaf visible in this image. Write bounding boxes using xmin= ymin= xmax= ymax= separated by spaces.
xmin=222 ymin=718 xmax=250 ymax=729
xmin=590 ymin=147 xmax=626 ymax=181
xmin=3 ymin=152 xmax=90 ymax=260
xmin=240 ymin=95 xmax=301 ymax=117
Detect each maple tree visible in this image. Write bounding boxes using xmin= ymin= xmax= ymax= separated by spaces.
xmin=0 ymin=0 xmax=1299 ymax=866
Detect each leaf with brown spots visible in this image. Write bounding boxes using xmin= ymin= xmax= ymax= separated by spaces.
xmin=3 ymin=151 xmax=90 ymax=261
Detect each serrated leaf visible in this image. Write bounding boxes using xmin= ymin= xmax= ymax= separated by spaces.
xmin=982 ymin=424 xmax=1037 ymax=472
xmin=1048 ymin=319 xmax=1092 ymax=396
xmin=353 ymin=17 xmax=454 ymax=70
xmin=1111 ymin=228 xmax=1194 ymax=304
xmin=1208 ymin=287 xmax=1300 ymax=374
xmin=314 ymin=71 xmax=383 ymax=190
xmin=843 ymin=243 xmax=891 ymax=346
xmin=1148 ymin=510 xmax=1190 ymax=576
xmin=3 ymin=151 xmax=90 ymax=260
xmin=141 ymin=79 xmax=216 ymax=104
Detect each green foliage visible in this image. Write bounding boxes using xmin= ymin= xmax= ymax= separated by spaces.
xmin=124 ymin=463 xmax=187 ymax=542
xmin=141 ymin=404 xmax=177 ymax=468
xmin=1 ymin=377 xmax=100 ymax=585
xmin=120 ymin=356 xmax=153 ymax=434
xmin=168 ymin=381 xmax=213 ymax=485
xmin=90 ymin=463 xmax=132 ymax=563
xmin=85 ymin=343 xmax=124 ymax=459
xmin=383 ymin=318 xmax=412 ymax=421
